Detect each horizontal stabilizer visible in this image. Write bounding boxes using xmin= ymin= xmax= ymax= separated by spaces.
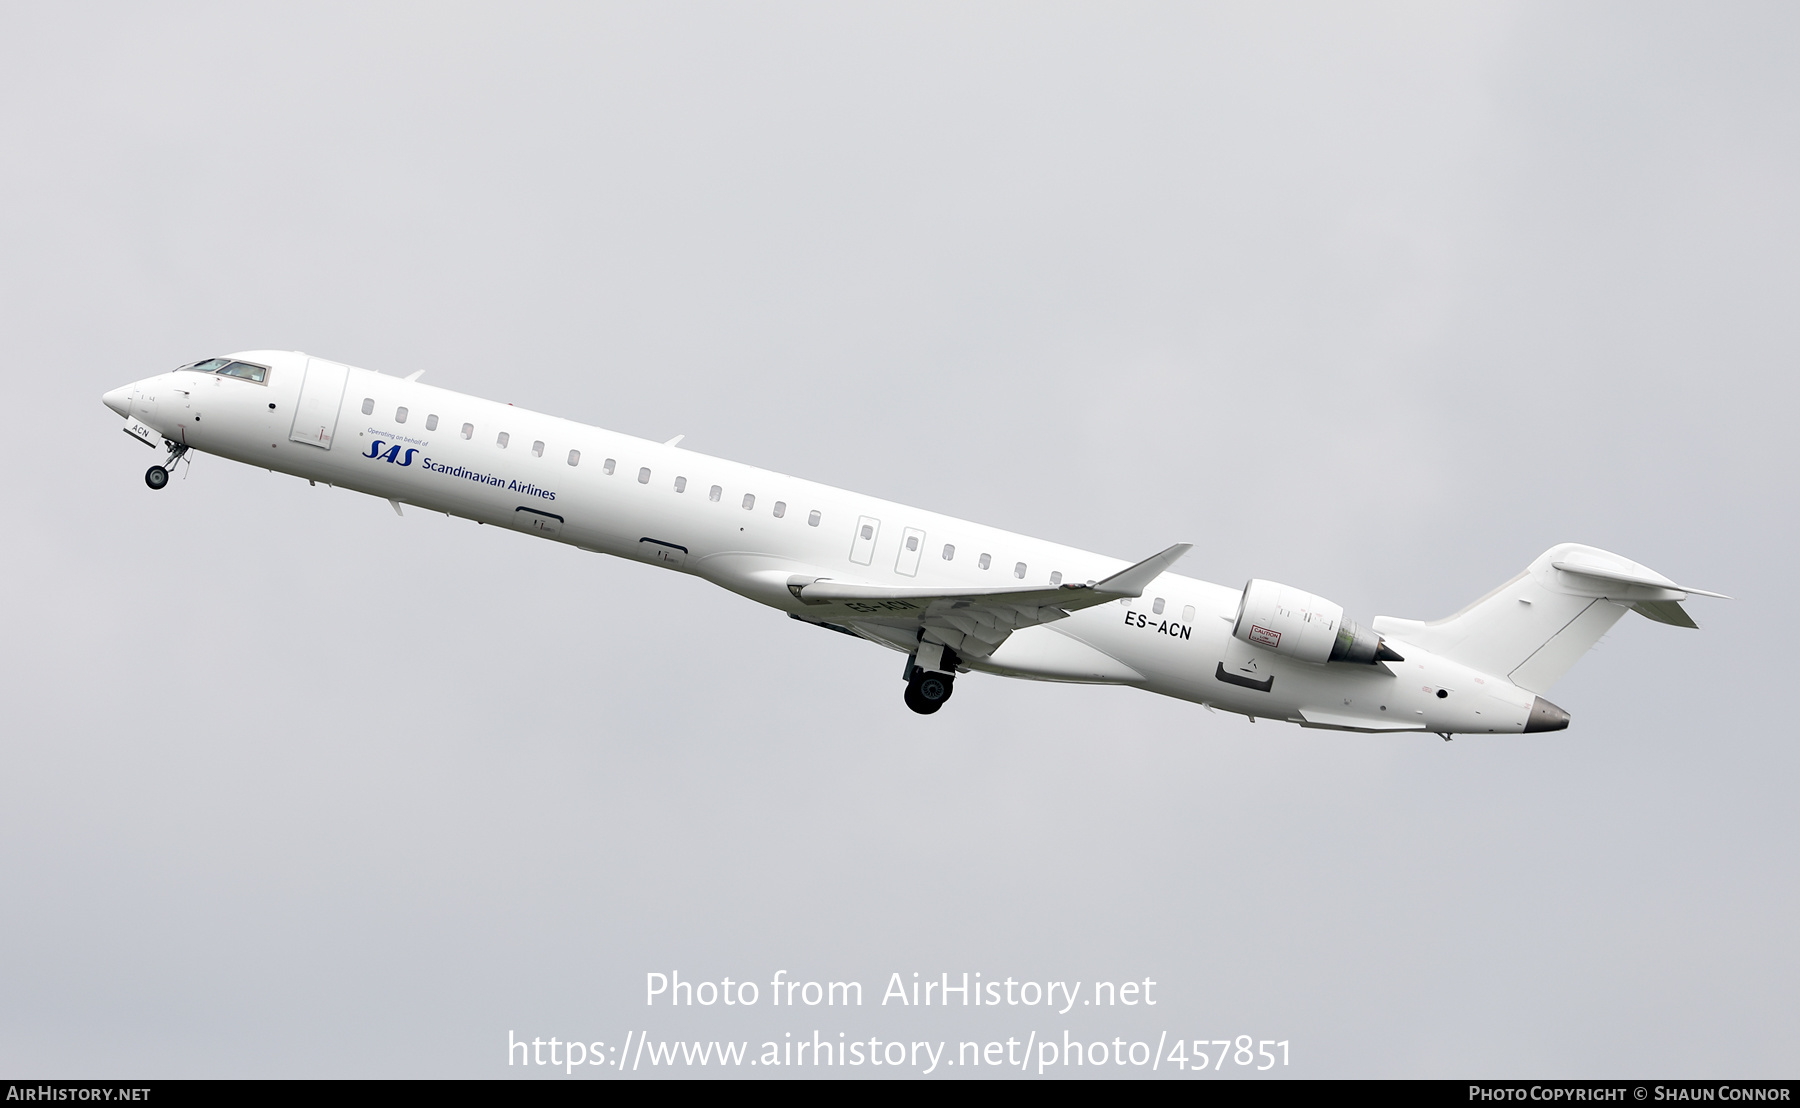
xmin=1550 ymin=557 xmax=1730 ymax=600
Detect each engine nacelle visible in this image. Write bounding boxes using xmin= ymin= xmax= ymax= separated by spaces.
xmin=1231 ymin=579 xmax=1399 ymax=665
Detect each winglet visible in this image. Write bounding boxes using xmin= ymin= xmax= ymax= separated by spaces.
xmin=1092 ymin=543 xmax=1192 ymax=598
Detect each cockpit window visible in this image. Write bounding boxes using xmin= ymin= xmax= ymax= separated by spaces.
xmin=178 ymin=357 xmax=267 ymax=383
xmin=217 ymin=361 xmax=268 ymax=382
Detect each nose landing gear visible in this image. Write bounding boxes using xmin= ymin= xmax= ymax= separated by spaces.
xmin=144 ymin=442 xmax=188 ymax=491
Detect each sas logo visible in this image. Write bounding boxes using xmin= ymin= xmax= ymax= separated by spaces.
xmin=363 ymin=439 xmax=419 ymax=466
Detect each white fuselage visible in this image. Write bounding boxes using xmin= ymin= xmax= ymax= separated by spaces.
xmin=105 ymin=351 xmax=1546 ymax=736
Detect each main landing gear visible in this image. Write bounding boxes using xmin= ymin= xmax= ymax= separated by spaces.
xmin=903 ymin=639 xmax=960 ymax=716
xmin=145 ymin=443 xmax=188 ymax=490
xmin=904 ymin=670 xmax=955 ymax=715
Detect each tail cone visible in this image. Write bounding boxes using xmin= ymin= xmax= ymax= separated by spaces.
xmin=1523 ymin=697 xmax=1571 ymax=732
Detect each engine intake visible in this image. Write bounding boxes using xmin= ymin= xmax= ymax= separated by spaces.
xmin=1231 ymin=579 xmax=1402 ymax=665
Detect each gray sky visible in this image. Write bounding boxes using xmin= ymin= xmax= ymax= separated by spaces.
xmin=1 ymin=1 xmax=1795 ymax=1078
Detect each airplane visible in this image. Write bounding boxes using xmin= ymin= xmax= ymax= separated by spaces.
xmin=101 ymin=351 xmax=1727 ymax=735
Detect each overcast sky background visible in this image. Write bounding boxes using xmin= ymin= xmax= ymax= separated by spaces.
xmin=1 ymin=1 xmax=1794 ymax=1078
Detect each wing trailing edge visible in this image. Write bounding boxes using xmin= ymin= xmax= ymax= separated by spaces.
xmin=786 ymin=542 xmax=1192 ymax=660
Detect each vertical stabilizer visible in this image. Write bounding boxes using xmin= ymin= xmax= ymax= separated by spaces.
xmin=1370 ymin=544 xmax=1720 ymax=694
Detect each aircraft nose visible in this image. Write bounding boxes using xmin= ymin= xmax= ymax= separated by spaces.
xmin=102 ymin=385 xmax=133 ymax=418
xmin=1523 ymin=696 xmax=1571 ymax=732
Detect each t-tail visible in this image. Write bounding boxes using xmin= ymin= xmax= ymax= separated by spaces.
xmin=1371 ymin=543 xmax=1729 ymax=729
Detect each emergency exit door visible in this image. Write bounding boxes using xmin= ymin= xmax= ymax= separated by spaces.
xmin=849 ymin=516 xmax=880 ymax=565
xmin=895 ymin=527 xmax=926 ymax=576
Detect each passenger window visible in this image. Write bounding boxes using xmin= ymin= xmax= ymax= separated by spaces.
xmin=905 ymin=535 xmax=918 ymax=551
xmin=461 ymin=423 xmax=473 ymax=439
xmin=396 ymin=407 xmax=408 ymax=423
xmin=638 ymin=467 xmax=651 ymax=484
xmin=942 ymin=544 xmax=955 ymax=560
xmin=1152 ymin=598 xmax=1165 ymax=615
xmin=604 ymin=458 xmax=616 ymax=475
xmin=532 ymin=440 xmax=544 ymax=457
xmin=568 ymin=449 xmax=580 ymax=466
xmin=1182 ymin=604 xmax=1195 ymax=622
xmin=674 ymin=476 xmax=687 ymax=492
xmin=773 ymin=501 xmax=786 ymax=518
xmin=426 ymin=415 xmax=438 ymax=431
xmin=497 ymin=432 xmax=510 ymax=448
xmin=861 ymin=524 xmax=874 ymax=540
xmin=1049 ymin=571 xmax=1062 ymax=586
xmin=808 ymin=510 xmax=821 ymax=527
xmin=1014 ymin=562 xmax=1027 ymax=579
xmin=361 ymin=398 xmax=374 ymax=415
xmin=742 ymin=493 xmax=755 ymax=510
xmin=979 ymin=554 xmax=991 ymax=570
xmin=709 ymin=485 xmax=722 ymax=502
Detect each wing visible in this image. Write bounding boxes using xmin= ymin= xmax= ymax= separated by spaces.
xmin=786 ymin=543 xmax=1191 ymax=660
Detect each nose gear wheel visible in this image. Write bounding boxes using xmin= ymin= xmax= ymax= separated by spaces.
xmin=144 ymin=441 xmax=188 ymax=491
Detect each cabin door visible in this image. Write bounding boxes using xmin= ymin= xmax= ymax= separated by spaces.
xmin=289 ymin=358 xmax=350 ymax=449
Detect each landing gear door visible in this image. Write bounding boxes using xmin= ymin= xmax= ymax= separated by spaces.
xmin=849 ymin=516 xmax=880 ymax=566
xmin=289 ymin=358 xmax=350 ymax=449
